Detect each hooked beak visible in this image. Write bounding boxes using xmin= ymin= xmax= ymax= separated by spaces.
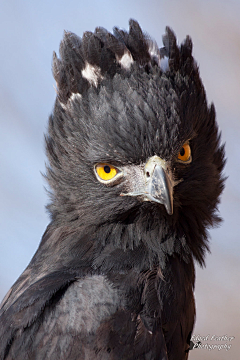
xmin=121 ymin=156 xmax=174 ymax=215
xmin=144 ymin=156 xmax=173 ymax=215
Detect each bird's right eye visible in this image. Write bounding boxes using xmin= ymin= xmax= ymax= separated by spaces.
xmin=95 ymin=163 xmax=120 ymax=182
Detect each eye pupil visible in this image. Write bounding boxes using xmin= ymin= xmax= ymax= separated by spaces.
xmin=180 ymin=147 xmax=185 ymax=157
xmin=104 ymin=165 xmax=111 ymax=173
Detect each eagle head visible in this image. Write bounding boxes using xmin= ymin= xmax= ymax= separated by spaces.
xmin=46 ymin=20 xmax=225 ymax=267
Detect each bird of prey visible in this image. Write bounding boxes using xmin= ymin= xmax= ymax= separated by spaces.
xmin=0 ymin=20 xmax=225 ymax=360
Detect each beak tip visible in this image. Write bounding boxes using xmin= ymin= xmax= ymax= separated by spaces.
xmin=165 ymin=200 xmax=174 ymax=215
xmin=166 ymin=207 xmax=173 ymax=216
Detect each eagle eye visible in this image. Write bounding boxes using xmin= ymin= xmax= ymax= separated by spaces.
xmin=95 ymin=163 xmax=120 ymax=183
xmin=177 ymin=143 xmax=192 ymax=163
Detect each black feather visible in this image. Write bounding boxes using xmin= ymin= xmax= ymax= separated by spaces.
xmin=0 ymin=19 xmax=225 ymax=360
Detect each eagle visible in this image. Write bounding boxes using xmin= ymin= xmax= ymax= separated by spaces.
xmin=0 ymin=20 xmax=225 ymax=360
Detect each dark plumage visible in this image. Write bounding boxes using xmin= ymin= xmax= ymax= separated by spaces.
xmin=0 ymin=20 xmax=225 ymax=360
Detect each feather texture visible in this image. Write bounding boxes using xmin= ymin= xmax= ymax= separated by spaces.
xmin=0 ymin=20 xmax=225 ymax=360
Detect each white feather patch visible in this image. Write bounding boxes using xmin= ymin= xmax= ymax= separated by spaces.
xmin=81 ymin=62 xmax=103 ymax=87
xmin=147 ymin=40 xmax=170 ymax=72
xmin=148 ymin=41 xmax=161 ymax=67
xmin=59 ymin=93 xmax=82 ymax=110
xmin=117 ymin=52 xmax=134 ymax=70
xmin=59 ymin=101 xmax=67 ymax=110
xmin=69 ymin=92 xmax=82 ymax=102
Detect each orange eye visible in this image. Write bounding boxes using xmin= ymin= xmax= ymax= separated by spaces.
xmin=178 ymin=143 xmax=191 ymax=163
xmin=95 ymin=164 xmax=118 ymax=181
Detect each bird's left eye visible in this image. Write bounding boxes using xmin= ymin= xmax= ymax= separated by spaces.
xmin=95 ymin=163 xmax=119 ymax=182
xmin=177 ymin=143 xmax=192 ymax=163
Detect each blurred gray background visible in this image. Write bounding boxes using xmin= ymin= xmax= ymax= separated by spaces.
xmin=0 ymin=0 xmax=239 ymax=358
